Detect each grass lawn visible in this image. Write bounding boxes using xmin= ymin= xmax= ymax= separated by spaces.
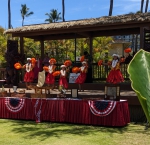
xmin=0 ymin=119 xmax=149 ymax=145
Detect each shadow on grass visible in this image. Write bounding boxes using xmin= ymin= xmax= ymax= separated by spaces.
xmin=1 ymin=119 xmax=149 ymax=141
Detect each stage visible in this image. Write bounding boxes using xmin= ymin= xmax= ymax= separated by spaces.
xmin=0 ymin=97 xmax=130 ymax=127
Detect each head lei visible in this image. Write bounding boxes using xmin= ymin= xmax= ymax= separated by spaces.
xmin=49 ymin=58 xmax=56 ymax=64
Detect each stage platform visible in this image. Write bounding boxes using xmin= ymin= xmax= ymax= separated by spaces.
xmin=1 ymin=82 xmax=146 ymax=123
xmin=3 ymin=87 xmax=137 ymax=103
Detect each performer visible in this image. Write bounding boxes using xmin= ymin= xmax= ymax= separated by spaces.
xmin=83 ymin=51 xmax=93 ymax=83
xmin=104 ymin=54 xmax=124 ymax=84
xmin=42 ymin=53 xmax=50 ymax=66
xmin=59 ymin=65 xmax=68 ymax=93
xmin=124 ymin=48 xmax=133 ymax=64
xmin=45 ymin=58 xmax=56 ymax=89
xmin=33 ymin=54 xmax=42 ymax=82
xmin=75 ymin=61 xmax=88 ymax=91
xmin=23 ymin=58 xmax=34 ymax=89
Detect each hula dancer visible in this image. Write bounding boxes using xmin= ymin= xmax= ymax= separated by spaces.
xmin=105 ymin=54 xmax=124 ymax=84
xmin=59 ymin=65 xmax=68 ymax=94
xmin=45 ymin=58 xmax=56 ymax=89
xmin=75 ymin=61 xmax=88 ymax=91
xmin=23 ymin=58 xmax=34 ymax=89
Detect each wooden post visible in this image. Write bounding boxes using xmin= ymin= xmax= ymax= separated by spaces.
xmin=74 ymin=34 xmax=77 ymax=63
xmin=40 ymin=40 xmax=44 ymax=60
xmin=140 ymin=27 xmax=144 ymax=49
xmin=89 ymin=36 xmax=93 ymax=56
xmin=20 ymin=36 xmax=24 ymax=54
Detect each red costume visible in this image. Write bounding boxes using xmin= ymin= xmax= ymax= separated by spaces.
xmin=59 ymin=67 xmax=68 ymax=89
xmin=45 ymin=65 xmax=56 ymax=84
xmin=24 ymin=63 xmax=34 ymax=82
xmin=106 ymin=60 xmax=124 ymax=84
xmin=75 ymin=66 xmax=88 ymax=84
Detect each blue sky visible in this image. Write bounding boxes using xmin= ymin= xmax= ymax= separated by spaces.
xmin=0 ymin=0 xmax=149 ymax=29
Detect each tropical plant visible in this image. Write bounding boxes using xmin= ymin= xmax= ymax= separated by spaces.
xmin=128 ymin=49 xmax=150 ymax=123
xmin=20 ymin=4 xmax=34 ymax=26
xmin=93 ymin=37 xmax=113 ymax=62
xmin=145 ymin=0 xmax=149 ymax=12
xmin=62 ymin=0 xmax=65 ymax=21
xmin=8 ymin=0 xmax=11 ymax=29
xmin=109 ymin=0 xmax=113 ymax=16
xmin=0 ymin=27 xmax=7 ymax=66
xmin=24 ymin=38 xmax=40 ymax=58
xmin=45 ymin=9 xmax=62 ymax=23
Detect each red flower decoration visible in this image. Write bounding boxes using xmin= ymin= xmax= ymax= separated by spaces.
xmin=124 ymin=48 xmax=132 ymax=53
xmin=72 ymin=67 xmax=80 ymax=73
xmin=80 ymin=56 xmax=85 ymax=62
xmin=43 ymin=66 xmax=49 ymax=71
xmin=49 ymin=58 xmax=56 ymax=64
xmin=53 ymin=71 xmax=60 ymax=76
xmin=31 ymin=58 xmax=36 ymax=64
xmin=14 ymin=63 xmax=22 ymax=70
xmin=64 ymin=60 xmax=72 ymax=67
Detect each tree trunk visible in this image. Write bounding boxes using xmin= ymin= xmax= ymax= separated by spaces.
xmin=141 ymin=0 xmax=144 ymax=13
xmin=8 ymin=0 xmax=11 ymax=29
xmin=22 ymin=18 xmax=24 ymax=26
xmin=109 ymin=0 xmax=113 ymax=16
xmin=62 ymin=0 xmax=65 ymax=21
xmin=145 ymin=0 xmax=149 ymax=12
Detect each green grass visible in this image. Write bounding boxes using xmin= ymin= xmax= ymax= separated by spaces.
xmin=0 ymin=119 xmax=149 ymax=145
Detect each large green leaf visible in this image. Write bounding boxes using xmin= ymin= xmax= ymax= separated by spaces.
xmin=127 ymin=49 xmax=150 ymax=123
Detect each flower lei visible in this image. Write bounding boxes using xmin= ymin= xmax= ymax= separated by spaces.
xmin=80 ymin=66 xmax=85 ymax=72
xmin=112 ymin=60 xmax=118 ymax=68
xmin=48 ymin=65 xmax=53 ymax=74
xmin=60 ymin=70 xmax=66 ymax=77
xmin=26 ymin=63 xmax=32 ymax=72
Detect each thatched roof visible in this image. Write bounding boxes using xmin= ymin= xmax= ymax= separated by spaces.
xmin=5 ymin=13 xmax=150 ymax=34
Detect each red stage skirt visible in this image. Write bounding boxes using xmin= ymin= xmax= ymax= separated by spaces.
xmin=45 ymin=73 xmax=55 ymax=84
xmin=24 ymin=71 xmax=34 ymax=82
xmin=106 ymin=69 xmax=124 ymax=84
xmin=75 ymin=72 xmax=87 ymax=84
xmin=59 ymin=77 xmax=68 ymax=89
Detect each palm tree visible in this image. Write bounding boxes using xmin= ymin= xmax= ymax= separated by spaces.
xmin=45 ymin=9 xmax=62 ymax=23
xmin=145 ymin=0 xmax=149 ymax=12
xmin=8 ymin=0 xmax=11 ymax=29
xmin=109 ymin=0 xmax=113 ymax=16
xmin=20 ymin=4 xmax=34 ymax=26
xmin=141 ymin=0 xmax=144 ymax=13
xmin=62 ymin=0 xmax=65 ymax=21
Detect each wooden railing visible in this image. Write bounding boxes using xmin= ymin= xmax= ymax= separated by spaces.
xmin=92 ymin=63 xmax=129 ymax=82
xmin=0 ymin=63 xmax=129 ymax=83
xmin=0 ymin=68 xmax=6 ymax=80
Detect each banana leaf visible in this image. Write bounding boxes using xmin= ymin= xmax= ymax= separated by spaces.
xmin=127 ymin=49 xmax=150 ymax=123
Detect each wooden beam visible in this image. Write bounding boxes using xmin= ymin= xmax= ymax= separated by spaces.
xmin=77 ymin=32 xmax=90 ymax=37
xmin=93 ymin=28 xmax=140 ymax=37
xmin=14 ymin=28 xmax=140 ymax=41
